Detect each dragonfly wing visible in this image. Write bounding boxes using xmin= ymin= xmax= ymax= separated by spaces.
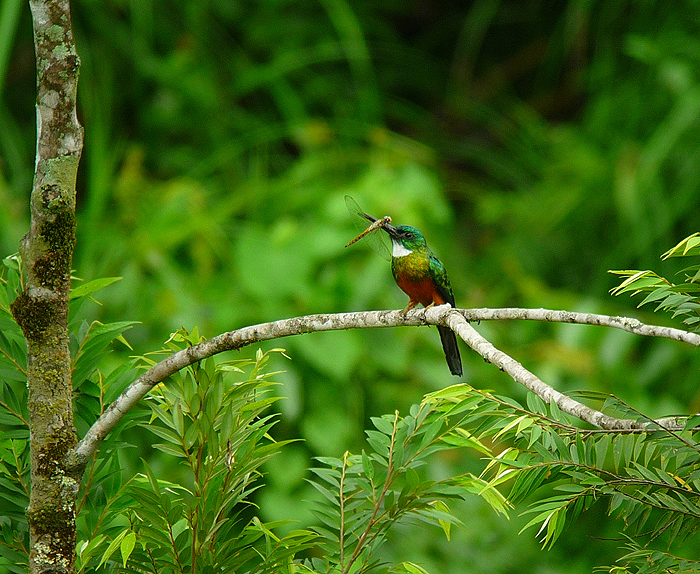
xmin=345 ymin=196 xmax=391 ymax=260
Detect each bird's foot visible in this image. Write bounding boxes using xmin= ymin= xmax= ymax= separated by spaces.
xmin=401 ymin=301 xmax=419 ymax=315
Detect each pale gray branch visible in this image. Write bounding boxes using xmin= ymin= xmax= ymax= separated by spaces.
xmin=460 ymin=308 xmax=700 ymax=346
xmin=73 ymin=307 xmax=695 ymax=465
xmin=443 ymin=310 xmax=685 ymax=431
xmin=75 ymin=310 xmax=415 ymax=462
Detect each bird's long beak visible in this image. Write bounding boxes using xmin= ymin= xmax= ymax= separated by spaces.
xmin=381 ymin=221 xmax=400 ymax=239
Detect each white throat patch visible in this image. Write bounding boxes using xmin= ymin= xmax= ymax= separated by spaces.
xmin=392 ymin=240 xmax=412 ymax=258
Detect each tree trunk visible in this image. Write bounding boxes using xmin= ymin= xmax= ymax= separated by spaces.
xmin=10 ymin=0 xmax=83 ymax=572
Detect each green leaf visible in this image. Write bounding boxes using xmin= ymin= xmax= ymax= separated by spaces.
xmin=662 ymin=233 xmax=700 ymax=259
xmin=371 ymin=415 xmax=395 ymax=436
xmin=554 ymin=484 xmax=586 ymax=493
xmin=75 ymin=535 xmax=105 ymax=568
xmin=390 ymin=562 xmax=432 ymax=574
xmin=366 ymin=430 xmax=391 ymax=455
xmin=417 ymin=419 xmax=445 ymax=451
xmin=72 ymin=321 xmax=138 ymax=387
xmin=308 ymin=480 xmax=339 ymax=505
xmin=431 ymin=500 xmax=452 ymax=541
xmin=69 ymin=277 xmax=122 ymax=300
xmin=441 ymin=428 xmax=492 ymax=456
xmin=97 ymin=530 xmax=129 ymax=569
xmin=638 ymin=288 xmax=673 ymax=306
xmin=120 ymin=531 xmax=136 ymax=567
xmin=549 ymin=398 xmax=562 ymax=421
xmin=143 ymin=424 xmax=181 ymax=446
xmin=684 ymin=414 xmax=700 ymax=431
xmin=423 ymin=383 xmax=472 ymax=402
xmin=656 ymin=293 xmax=691 ymax=311
xmin=361 ymin=449 xmax=374 ymax=480
xmin=609 ymin=270 xmax=668 ymax=296
xmin=595 ymin=433 xmax=611 ymax=467
xmin=152 ymin=442 xmax=187 ymax=458
xmin=526 ymin=392 xmax=547 ymax=416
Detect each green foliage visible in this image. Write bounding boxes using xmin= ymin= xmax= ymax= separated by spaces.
xmin=76 ymin=343 xmax=319 ymax=574
xmin=0 ymin=257 xmax=138 ymax=572
xmin=611 ymin=234 xmax=700 ymax=329
xmin=465 ymin=388 xmax=700 ymax=572
xmin=4 ymin=257 xmax=700 ymax=574
xmin=0 ymin=254 xmax=324 ymax=572
xmin=302 ymin=381 xmax=700 ymax=573
xmin=6 ymin=1 xmax=700 ymax=571
xmin=308 ymin=396 xmax=506 ymax=574
xmin=0 ymin=256 xmax=30 ymax=573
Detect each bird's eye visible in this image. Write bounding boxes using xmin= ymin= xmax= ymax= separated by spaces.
xmin=404 ymin=232 xmax=413 ymax=239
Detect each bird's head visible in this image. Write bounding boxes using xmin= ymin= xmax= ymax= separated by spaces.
xmin=383 ymin=224 xmax=427 ymax=257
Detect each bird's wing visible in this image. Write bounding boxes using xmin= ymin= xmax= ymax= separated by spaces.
xmin=428 ymin=253 xmax=456 ymax=307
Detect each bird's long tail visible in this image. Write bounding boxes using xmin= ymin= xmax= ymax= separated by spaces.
xmin=437 ymin=326 xmax=462 ymax=377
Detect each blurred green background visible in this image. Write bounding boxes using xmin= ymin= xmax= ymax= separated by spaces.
xmin=3 ymin=0 xmax=700 ymax=572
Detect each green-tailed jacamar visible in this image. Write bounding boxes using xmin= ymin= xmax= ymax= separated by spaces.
xmin=351 ymin=208 xmax=463 ymax=377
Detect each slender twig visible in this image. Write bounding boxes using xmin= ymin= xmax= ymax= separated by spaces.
xmin=496 ymin=459 xmax=700 ymax=501
xmin=606 ymin=394 xmax=700 ymax=454
xmin=339 ymin=452 xmax=348 ymax=569
xmin=342 ymin=411 xmax=400 ymax=574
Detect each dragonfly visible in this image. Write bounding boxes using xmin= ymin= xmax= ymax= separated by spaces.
xmin=344 ymin=195 xmax=392 ymax=260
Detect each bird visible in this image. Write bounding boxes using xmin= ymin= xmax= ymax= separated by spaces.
xmin=381 ymin=222 xmax=463 ymax=377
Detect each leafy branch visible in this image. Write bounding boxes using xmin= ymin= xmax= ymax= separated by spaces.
xmin=611 ymin=233 xmax=700 ymax=330
xmin=462 ymin=386 xmax=700 ymax=568
xmin=305 ymin=380 xmax=700 ymax=573
xmin=309 ymin=391 xmax=508 ymax=574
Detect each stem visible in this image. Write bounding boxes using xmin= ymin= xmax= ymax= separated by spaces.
xmin=342 ymin=411 xmax=400 ymax=574
xmin=446 ymin=312 xmax=682 ymax=431
xmin=339 ymin=451 xmax=348 ymax=569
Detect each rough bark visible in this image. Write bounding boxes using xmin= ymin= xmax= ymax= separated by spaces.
xmin=10 ymin=0 xmax=83 ymax=572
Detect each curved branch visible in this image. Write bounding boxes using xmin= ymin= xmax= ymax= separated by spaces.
xmin=445 ymin=311 xmax=684 ymax=431
xmin=460 ymin=308 xmax=700 ymax=346
xmin=74 ymin=310 xmax=420 ymax=462
xmin=73 ymin=307 xmax=695 ymax=464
